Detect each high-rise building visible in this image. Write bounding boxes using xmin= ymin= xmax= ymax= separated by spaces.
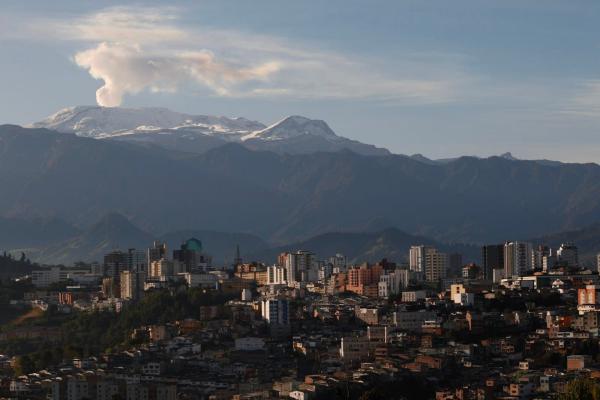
xmin=410 ymin=245 xmax=447 ymax=282
xmin=147 ymin=241 xmax=167 ymax=265
xmin=104 ymin=250 xmax=128 ymax=279
xmin=149 ymin=259 xmax=174 ymax=278
xmin=279 ymin=250 xmax=316 ymax=284
xmin=597 ymin=253 xmax=600 ymax=274
xmin=556 ymin=243 xmax=578 ymax=268
xmin=346 ymin=263 xmax=384 ymax=296
xmin=409 ymin=245 xmax=434 ymax=273
xmin=504 ymin=241 xmax=533 ymax=277
xmin=328 ymin=253 xmax=347 ymax=273
xmin=126 ymin=248 xmax=147 ymax=273
xmin=482 ymin=244 xmax=504 ymax=280
xmin=267 ymin=265 xmax=287 ymax=285
xmin=378 ymin=268 xmax=409 ymax=298
xmin=120 ymin=270 xmax=147 ymax=300
xmin=462 ymin=263 xmax=480 ymax=279
xmin=172 ymin=238 xmax=212 ymax=273
xmin=448 ymin=253 xmax=463 ymax=278
xmin=261 ymin=298 xmax=290 ymax=326
xmin=424 ymin=248 xmax=448 ymax=282
xmin=318 ymin=262 xmax=333 ymax=281
xmin=532 ymin=245 xmax=552 ymax=271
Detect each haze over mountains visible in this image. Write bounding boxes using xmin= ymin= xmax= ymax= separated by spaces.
xmin=1 ymin=105 xmax=600 ymax=265
xmin=12 ymin=213 xmax=270 ymax=266
xmin=4 ymin=212 xmax=476 ymax=266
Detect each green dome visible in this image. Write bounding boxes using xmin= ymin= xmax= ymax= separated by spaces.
xmin=184 ymin=238 xmax=203 ymax=252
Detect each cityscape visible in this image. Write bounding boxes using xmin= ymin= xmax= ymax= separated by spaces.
xmin=2 ymin=1 xmax=600 ymax=399
xmin=1 ymin=238 xmax=600 ymax=399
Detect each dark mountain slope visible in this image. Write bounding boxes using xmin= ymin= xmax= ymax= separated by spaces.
xmin=2 ymin=125 xmax=600 ymax=244
xmin=17 ymin=214 xmax=269 ymax=266
xmin=529 ymin=222 xmax=600 ymax=266
xmin=247 ymin=228 xmax=479 ymax=265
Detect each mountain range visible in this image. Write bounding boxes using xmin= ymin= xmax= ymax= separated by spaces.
xmin=0 ymin=212 xmax=478 ymax=266
xmin=3 ymin=212 xmax=600 ymax=268
xmin=247 ymin=229 xmax=480 ymax=266
xmin=31 ymin=106 xmax=390 ymax=156
xmin=0 ymin=105 xmax=598 ymax=257
xmin=10 ymin=213 xmax=269 ymax=266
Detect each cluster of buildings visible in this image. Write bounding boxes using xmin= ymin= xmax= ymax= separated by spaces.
xmin=28 ymin=239 xmax=223 ymax=310
xmin=482 ymin=242 xmax=582 ymax=281
xmin=4 ymin=239 xmax=600 ymax=399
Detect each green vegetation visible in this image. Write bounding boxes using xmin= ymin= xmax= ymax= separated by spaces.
xmin=0 ymin=251 xmax=36 ymax=281
xmin=0 ymin=287 xmax=237 ymax=374
xmin=559 ymin=378 xmax=600 ymax=400
xmin=0 ymin=279 xmax=34 ymax=303
xmin=62 ymin=288 xmax=235 ymax=355
xmin=354 ymin=376 xmax=434 ymax=400
xmin=0 ymin=280 xmax=36 ymax=326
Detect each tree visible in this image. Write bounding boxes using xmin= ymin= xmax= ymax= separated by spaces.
xmin=13 ymin=355 xmax=35 ymax=376
xmin=559 ymin=378 xmax=600 ymax=400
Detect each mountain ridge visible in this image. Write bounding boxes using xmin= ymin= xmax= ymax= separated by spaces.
xmin=247 ymin=227 xmax=479 ymax=266
xmin=2 ymin=124 xmax=600 ymax=245
xmin=31 ymin=106 xmax=390 ymax=156
xmin=15 ymin=212 xmax=270 ymax=266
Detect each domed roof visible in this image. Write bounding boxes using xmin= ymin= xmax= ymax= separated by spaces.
xmin=184 ymin=238 xmax=203 ymax=252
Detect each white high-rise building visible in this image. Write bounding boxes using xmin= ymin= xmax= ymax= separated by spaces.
xmin=409 ymin=245 xmax=435 ymax=273
xmin=267 ymin=265 xmax=287 ymax=285
xmin=504 ymin=242 xmax=533 ymax=277
xmin=261 ymin=298 xmax=290 ymax=326
xmin=280 ymin=250 xmax=316 ymax=284
xmin=410 ymin=245 xmax=447 ymax=281
xmin=378 ymin=268 xmax=409 ymax=298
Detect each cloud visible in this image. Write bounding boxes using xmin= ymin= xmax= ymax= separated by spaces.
xmin=31 ymin=6 xmax=469 ymax=106
xmin=74 ymin=42 xmax=280 ymax=107
xmin=562 ymin=80 xmax=600 ymax=118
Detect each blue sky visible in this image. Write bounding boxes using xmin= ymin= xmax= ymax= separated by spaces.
xmin=1 ymin=1 xmax=600 ymax=162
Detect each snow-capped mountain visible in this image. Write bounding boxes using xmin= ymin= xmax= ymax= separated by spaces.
xmin=31 ymin=106 xmax=391 ymax=156
xmin=31 ymin=106 xmax=265 ymax=139
xmin=241 ymin=115 xmax=338 ymax=141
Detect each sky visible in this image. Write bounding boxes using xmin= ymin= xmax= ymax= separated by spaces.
xmin=1 ymin=0 xmax=600 ymax=162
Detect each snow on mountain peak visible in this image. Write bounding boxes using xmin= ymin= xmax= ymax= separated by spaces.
xmin=32 ymin=107 xmax=339 ymax=144
xmin=27 ymin=106 xmax=392 ymax=156
xmin=31 ymin=106 xmax=266 ymax=138
xmin=241 ymin=115 xmax=337 ymax=141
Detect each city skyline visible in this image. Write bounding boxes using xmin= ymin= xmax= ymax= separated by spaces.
xmin=3 ymin=3 xmax=600 ymax=398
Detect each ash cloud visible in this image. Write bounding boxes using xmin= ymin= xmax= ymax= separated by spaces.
xmin=74 ymin=42 xmax=280 ymax=107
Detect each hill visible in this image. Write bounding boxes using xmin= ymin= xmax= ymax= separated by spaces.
xmin=19 ymin=214 xmax=269 ymax=266
xmin=248 ymin=228 xmax=479 ymax=265
xmin=529 ymin=222 xmax=600 ymax=266
xmin=32 ymin=106 xmax=389 ymax=156
xmin=2 ymin=124 xmax=600 ymax=244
